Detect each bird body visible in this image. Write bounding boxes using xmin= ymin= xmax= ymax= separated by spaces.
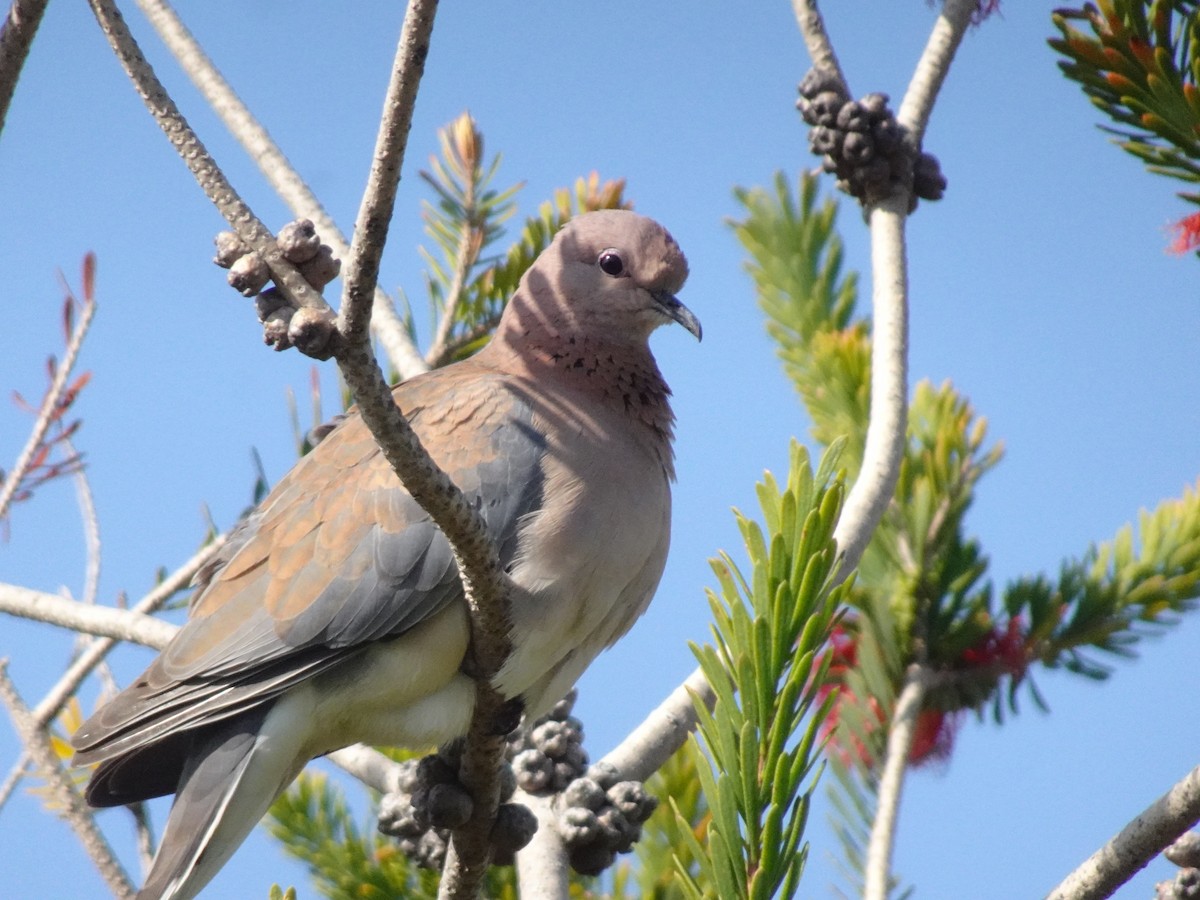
xmin=71 ymin=209 xmax=698 ymax=899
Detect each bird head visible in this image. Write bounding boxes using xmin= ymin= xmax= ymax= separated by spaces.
xmin=503 ymin=209 xmax=701 ymax=348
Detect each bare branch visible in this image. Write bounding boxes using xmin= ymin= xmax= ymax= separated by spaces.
xmin=599 ymin=665 xmax=713 ymax=782
xmin=132 ymin=0 xmax=429 ymax=379
xmin=0 ymin=583 xmax=175 ymax=649
xmin=790 ymin=0 xmax=849 ymax=93
xmin=832 ymin=192 xmax=909 ymax=580
xmin=902 ymin=0 xmax=974 ymax=141
xmin=896 ymin=0 xmax=978 ymax=143
xmin=67 ymin=439 xmax=102 ymax=607
xmin=0 ymin=0 xmax=49 ymax=138
xmin=514 ymin=790 xmax=570 ymax=898
xmin=32 ymin=536 xmax=225 ymax=725
xmin=338 ymin=0 xmax=436 ymax=346
xmin=425 ymin=224 xmax=479 ymax=368
xmin=85 ymin=0 xmax=332 ymax=335
xmin=326 ymin=743 xmax=403 ymax=795
xmin=864 ymin=665 xmax=929 ymax=900
xmin=0 ymin=661 xmax=136 ymax=899
xmin=1046 ymin=766 xmax=1200 ymax=900
xmin=0 ymin=273 xmax=96 ymax=522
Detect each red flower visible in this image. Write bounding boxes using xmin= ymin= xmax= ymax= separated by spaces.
xmin=817 ymin=618 xmax=1030 ymax=768
xmin=1168 ymin=212 xmax=1200 ymax=255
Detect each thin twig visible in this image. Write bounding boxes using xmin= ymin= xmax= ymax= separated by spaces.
xmin=32 ymin=535 xmax=225 ymax=724
xmin=85 ymin=0 xmax=330 ymax=325
xmin=0 ymin=753 xmax=29 ymax=812
xmin=132 ymin=0 xmax=429 ymax=379
xmin=1045 ymin=764 xmax=1200 ymax=900
xmin=338 ymin=0 xmax=436 ymax=346
xmin=129 ymin=801 xmax=156 ymax=876
xmin=863 ymin=665 xmax=928 ymax=900
xmin=0 ymin=0 xmax=49 ymax=138
xmin=0 ymin=661 xmax=136 ymax=899
xmin=425 ymin=223 xmax=479 ymax=368
xmin=0 ymin=282 xmax=96 ymax=522
xmin=67 ymin=438 xmax=102 ymax=608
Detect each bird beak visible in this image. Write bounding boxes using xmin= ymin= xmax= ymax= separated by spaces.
xmin=652 ymin=290 xmax=702 ymax=342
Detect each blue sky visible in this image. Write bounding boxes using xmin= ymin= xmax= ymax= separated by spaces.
xmin=2 ymin=2 xmax=1199 ymax=898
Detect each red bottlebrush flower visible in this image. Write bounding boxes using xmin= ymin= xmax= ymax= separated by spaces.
xmin=909 ymin=708 xmax=961 ymax=767
xmin=1168 ymin=212 xmax=1200 ymax=255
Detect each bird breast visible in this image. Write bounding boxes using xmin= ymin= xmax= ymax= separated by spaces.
xmin=496 ymin=378 xmax=674 ymax=714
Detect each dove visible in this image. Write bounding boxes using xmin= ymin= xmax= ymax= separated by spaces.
xmin=71 ymin=209 xmax=700 ymax=899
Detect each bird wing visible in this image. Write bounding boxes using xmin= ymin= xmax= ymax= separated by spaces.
xmin=73 ymin=364 xmax=545 ymax=767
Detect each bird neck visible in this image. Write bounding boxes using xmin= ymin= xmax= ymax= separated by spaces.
xmin=482 ymin=326 xmax=677 ymax=472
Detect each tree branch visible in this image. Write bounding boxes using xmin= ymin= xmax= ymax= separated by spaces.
xmin=1045 ymin=765 xmax=1200 ymax=900
xmin=132 ymin=0 xmax=429 ymax=380
xmin=514 ymin=790 xmax=570 ymax=898
xmin=0 ymin=583 xmax=176 ymax=649
xmin=0 ymin=0 xmax=48 ymax=138
xmin=833 ymin=190 xmax=909 ymax=579
xmin=790 ymin=0 xmax=849 ymax=93
xmin=424 ymin=222 xmax=479 ymax=368
xmin=33 ymin=536 xmax=225 ymax=725
xmin=0 ymin=273 xmax=96 ymax=522
xmin=863 ymin=665 xmax=929 ymax=900
xmin=85 ymin=0 xmax=330 ymax=332
xmin=896 ymin=0 xmax=977 ymax=142
xmin=0 ymin=661 xmax=136 ymax=899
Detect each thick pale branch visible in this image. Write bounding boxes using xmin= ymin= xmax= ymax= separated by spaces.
xmin=132 ymin=0 xmax=429 ymax=379
xmin=864 ymin=665 xmax=929 ymax=900
xmin=599 ymin=665 xmax=714 ymax=782
xmin=514 ymin=790 xmax=570 ymax=898
xmin=1045 ymin=765 xmax=1200 ymax=900
xmin=326 ymin=743 xmax=402 ymax=795
xmin=0 ymin=0 xmax=48 ymax=138
xmin=833 ymin=192 xmax=909 ymax=580
xmin=0 ymin=662 xmax=136 ymax=899
xmin=896 ymin=0 xmax=978 ymax=142
xmin=0 ymin=583 xmax=175 ymax=649
xmin=790 ymin=0 xmax=849 ymax=92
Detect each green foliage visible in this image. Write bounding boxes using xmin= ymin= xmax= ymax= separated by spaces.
xmin=417 ymin=112 xmax=630 ymax=365
xmin=730 ymin=168 xmax=1200 ymax=894
xmin=267 ymin=772 xmax=440 ymax=900
xmin=267 ymin=886 xmax=297 ymax=900
xmin=1051 ymin=1 xmax=1200 ymax=207
xmin=674 ymin=441 xmax=847 ymax=900
xmin=731 ymin=173 xmax=865 ymax=474
xmin=604 ymin=746 xmax=709 ymax=900
xmin=1010 ymin=480 xmax=1200 ymax=681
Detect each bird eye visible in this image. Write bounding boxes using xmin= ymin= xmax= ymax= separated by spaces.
xmin=598 ymin=250 xmax=625 ymax=277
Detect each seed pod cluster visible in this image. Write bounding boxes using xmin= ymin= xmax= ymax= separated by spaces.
xmin=797 ymin=68 xmax=946 ymax=211
xmin=212 ymin=218 xmax=341 ymax=354
xmin=376 ymin=743 xmax=535 ymax=870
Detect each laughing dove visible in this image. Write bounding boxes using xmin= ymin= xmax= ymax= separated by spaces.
xmin=71 ymin=209 xmax=700 ymax=900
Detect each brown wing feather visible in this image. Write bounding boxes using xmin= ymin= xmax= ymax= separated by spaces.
xmin=73 ymin=362 xmax=546 ymax=770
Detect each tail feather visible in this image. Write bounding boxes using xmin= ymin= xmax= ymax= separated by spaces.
xmin=136 ymin=703 xmax=303 ymax=900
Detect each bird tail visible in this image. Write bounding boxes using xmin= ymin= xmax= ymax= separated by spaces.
xmin=136 ymin=703 xmax=302 ymax=900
